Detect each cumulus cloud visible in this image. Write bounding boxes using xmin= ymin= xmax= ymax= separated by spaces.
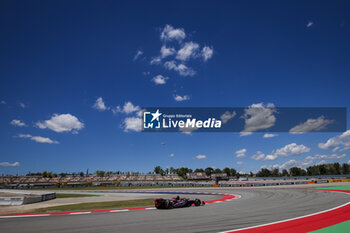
xmin=241 ymin=103 xmax=277 ymax=133
xmin=265 ymin=143 xmax=311 ymax=161
xmin=307 ymin=21 xmax=314 ymax=27
xmin=19 ymin=102 xmax=26 ymax=108
xmin=1 ymin=100 xmax=6 ymax=104
xmin=122 ymin=117 xmax=142 ymax=132
xmin=133 ymin=50 xmax=144 ymax=61
xmin=160 ymin=45 xmax=176 ymax=58
xmin=113 ymin=102 xmax=141 ymax=115
xmin=195 ymin=154 xmax=207 ymax=159
xmin=202 ymin=46 xmax=213 ymax=61
xmin=0 ymin=161 xmax=20 ymax=167
xmin=160 ymin=25 xmax=186 ymax=41
xmin=36 ymin=113 xmax=84 ymax=133
xmin=164 ymin=61 xmax=196 ymax=76
xmin=176 ymin=42 xmax=200 ymax=61
xmin=220 ymin=111 xmax=236 ymax=124
xmin=263 ymin=133 xmax=278 ymax=138
xmin=235 ymin=149 xmax=247 ymax=158
xmin=170 ymin=153 xmax=175 ymax=157
xmin=289 ymin=116 xmax=334 ymax=134
xmin=92 ymin=97 xmax=108 ymax=111
xmin=237 ymin=161 xmax=244 ymax=165
xmin=318 ymin=130 xmax=350 ymax=152
xmin=10 ymin=119 xmax=27 ymax=127
xmin=174 ymin=94 xmax=190 ymax=102
xmin=152 ymin=75 xmax=169 ymax=85
xmin=251 ymin=151 xmax=265 ymax=160
xmin=16 ymin=134 xmax=59 ymax=144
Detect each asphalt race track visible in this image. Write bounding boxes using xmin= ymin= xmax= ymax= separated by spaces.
xmin=0 ymin=188 xmax=349 ymax=233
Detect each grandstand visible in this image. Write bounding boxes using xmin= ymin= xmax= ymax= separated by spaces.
xmin=0 ymin=174 xmax=184 ymax=188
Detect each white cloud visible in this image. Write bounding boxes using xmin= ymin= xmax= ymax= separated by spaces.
xmin=36 ymin=113 xmax=84 ymax=133
xmin=122 ymin=117 xmax=142 ymax=132
xmin=17 ymin=134 xmax=59 ymax=144
xmin=195 ymin=154 xmax=207 ymax=159
xmin=235 ymin=148 xmax=247 ymax=158
xmin=113 ymin=102 xmax=141 ymax=115
xmin=307 ymin=21 xmax=314 ymax=27
xmin=263 ymin=133 xmax=278 ymax=138
xmin=174 ymin=94 xmax=190 ymax=102
xmin=160 ymin=45 xmax=175 ymax=58
xmin=10 ymin=119 xmax=27 ymax=127
xmin=1 ymin=100 xmax=6 ymax=104
xmin=19 ymin=102 xmax=26 ymax=108
xmin=0 ymin=161 xmax=20 ymax=167
xmin=316 ymin=160 xmax=327 ymax=165
xmin=306 ymin=153 xmax=346 ymax=160
xmin=92 ymin=97 xmax=108 ymax=111
xmin=202 ymin=46 xmax=213 ymax=61
xmin=179 ymin=125 xmax=197 ymax=135
xmin=251 ymin=151 xmax=265 ymax=160
xmin=152 ymin=75 xmax=169 ymax=85
xmin=150 ymin=57 xmax=162 ymax=65
xmin=164 ymin=60 xmax=196 ymax=76
xmin=160 ymin=24 xmax=186 ymax=42
xmin=142 ymin=71 xmax=150 ymax=76
xmin=265 ymin=143 xmax=311 ymax=161
xmin=220 ymin=111 xmax=236 ymax=124
xmin=289 ymin=116 xmax=334 ymax=134
xmin=240 ymin=132 xmax=253 ymax=137
xmin=318 ymin=130 xmax=350 ymax=151
xmin=133 ymin=50 xmax=143 ymax=61
xmin=241 ymin=103 xmax=277 ymax=133
xmin=237 ymin=161 xmax=244 ymax=165
xmin=170 ymin=153 xmax=175 ymax=157
xmin=176 ymin=42 xmax=199 ymax=61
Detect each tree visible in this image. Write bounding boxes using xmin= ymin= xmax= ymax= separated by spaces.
xmin=289 ymin=167 xmax=306 ymax=176
xmin=195 ymin=168 xmax=204 ymax=173
xmin=272 ymin=168 xmax=279 ymax=177
xmin=256 ymin=168 xmax=271 ymax=177
xmin=282 ymin=169 xmax=289 ymax=176
xmin=154 ymin=166 xmax=162 ymax=174
xmin=334 ymin=163 xmax=341 ymax=175
xmin=79 ymin=172 xmax=84 ymax=177
xmin=223 ymin=167 xmax=231 ymax=176
xmin=342 ymin=163 xmax=350 ymax=174
xmin=96 ymin=170 xmax=105 ymax=177
xmin=205 ymin=167 xmax=214 ymax=176
xmin=230 ymin=168 xmax=237 ymax=176
xmin=42 ymin=171 xmax=48 ymax=178
xmin=214 ymin=168 xmax=222 ymax=174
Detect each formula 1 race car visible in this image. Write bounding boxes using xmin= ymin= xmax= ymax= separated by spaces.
xmin=155 ymin=196 xmax=205 ymax=209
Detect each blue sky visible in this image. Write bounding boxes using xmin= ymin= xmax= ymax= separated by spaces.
xmin=1 ymin=0 xmax=350 ymax=175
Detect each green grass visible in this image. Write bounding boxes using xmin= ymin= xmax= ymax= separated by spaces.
xmin=37 ymin=198 xmax=155 ymax=212
xmin=309 ymin=220 xmax=350 ymax=233
xmin=314 ymin=185 xmax=350 ymax=191
xmin=55 ymin=193 xmax=99 ymax=198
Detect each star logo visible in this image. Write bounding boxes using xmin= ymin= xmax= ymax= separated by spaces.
xmin=151 ymin=109 xmax=162 ymax=122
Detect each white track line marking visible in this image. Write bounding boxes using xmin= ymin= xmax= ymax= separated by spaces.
xmin=145 ymin=207 xmax=156 ymax=210
xmin=217 ymin=201 xmax=350 ymax=233
xmin=0 ymin=214 xmax=51 ymax=219
xmin=109 ymin=209 xmax=129 ymax=213
xmin=69 ymin=212 xmax=91 ymax=215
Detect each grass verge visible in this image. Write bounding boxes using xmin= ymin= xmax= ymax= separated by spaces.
xmin=37 ymin=198 xmax=155 ymax=212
